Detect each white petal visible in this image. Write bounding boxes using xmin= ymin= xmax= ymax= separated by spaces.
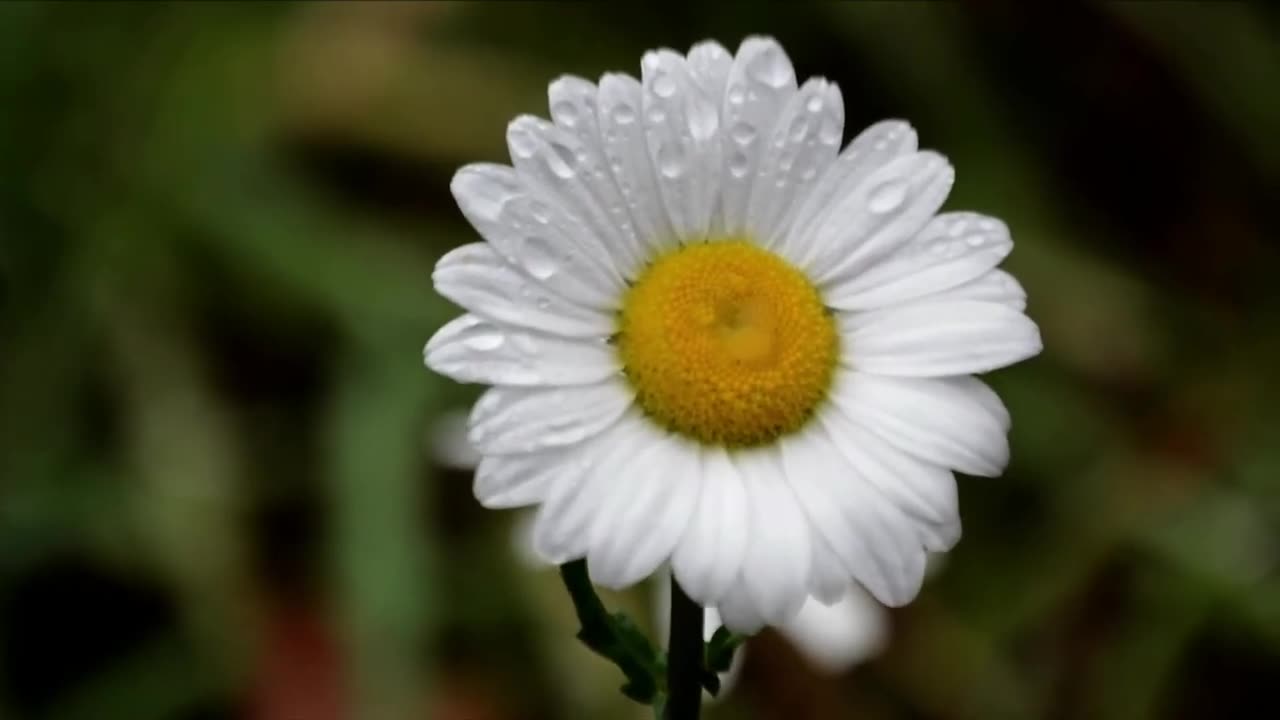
xmin=433 ymin=243 xmax=613 ymax=339
xmin=532 ymin=414 xmax=647 ymax=563
xmin=734 ymin=447 xmax=811 ymax=625
xmin=719 ymin=37 xmax=798 ymax=236
xmin=547 ymin=77 xmax=650 ymax=276
xmin=468 ymin=380 xmax=633 ymax=455
xmin=672 ymin=448 xmax=749 ymax=607
xmin=823 ymin=212 xmax=1013 ymax=311
xmin=752 ymin=79 xmax=844 ymax=248
xmin=780 ymin=589 xmax=889 ymax=674
xmin=806 ymin=151 xmax=955 ymax=287
xmin=833 ymin=372 xmax=1011 ymax=477
xmin=717 ymin=576 xmax=766 ymax=634
xmin=843 ymin=299 xmax=1042 ymax=377
xmin=641 ymin=49 xmax=722 ymax=240
xmin=779 ymin=120 xmax=918 ymax=268
xmin=817 ymin=404 xmax=961 ymax=553
xmin=450 ymin=164 xmax=621 ymax=309
xmin=506 ymin=116 xmax=634 ymax=285
xmin=588 ymin=433 xmax=701 ymax=589
xmin=929 ymin=268 xmax=1027 ymax=311
xmin=809 ymin=531 xmax=852 ymax=605
xmin=597 ymin=73 xmax=677 ymax=261
xmin=785 ymin=422 xmax=931 ymax=605
xmin=425 ymin=314 xmax=619 ymax=387
xmin=686 ymin=41 xmax=733 ymax=107
xmin=474 ymin=449 xmax=564 ymax=509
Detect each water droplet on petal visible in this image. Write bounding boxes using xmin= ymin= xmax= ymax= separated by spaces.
xmin=806 ymin=94 xmax=824 ymax=113
xmin=612 ymin=103 xmax=637 ymax=125
xmin=687 ymin=99 xmax=719 ymax=141
xmin=978 ymin=218 xmax=998 ymax=232
xmin=965 ymin=235 xmax=985 ymax=248
xmin=652 ymin=72 xmax=677 ymax=98
xmin=647 ymin=106 xmax=667 ymax=124
xmin=464 ymin=332 xmax=505 ymax=351
xmin=547 ymin=142 xmax=579 ymax=179
xmin=509 ymin=126 xmax=538 ymax=159
xmin=522 ymin=236 xmax=558 ymax=279
xmin=947 ymin=219 xmax=968 ymax=237
xmin=818 ymin=113 xmax=842 ymax=146
xmin=536 ymin=297 xmax=551 ymax=310
xmin=867 ymin=180 xmax=908 ymax=214
xmin=727 ymin=83 xmax=746 ymax=105
xmin=511 ymin=333 xmax=539 ymax=355
xmin=749 ymin=46 xmax=793 ymax=89
xmin=551 ymin=100 xmax=578 ymax=127
xmin=658 ymin=143 xmax=686 ymax=179
xmin=929 ymin=240 xmax=950 ymax=255
xmin=729 ymin=151 xmax=750 ymax=178
xmin=731 ymin=122 xmax=756 ymax=145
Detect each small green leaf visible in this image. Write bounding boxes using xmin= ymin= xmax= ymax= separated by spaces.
xmin=705 ymin=625 xmax=746 ymax=674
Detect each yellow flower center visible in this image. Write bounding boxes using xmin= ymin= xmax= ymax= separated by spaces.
xmin=617 ymin=240 xmax=838 ymax=447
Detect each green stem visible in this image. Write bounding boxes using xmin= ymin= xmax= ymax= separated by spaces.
xmin=664 ymin=574 xmax=704 ymax=720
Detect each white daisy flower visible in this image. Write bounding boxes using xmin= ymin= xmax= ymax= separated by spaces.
xmin=425 ymin=36 xmax=1041 ymax=633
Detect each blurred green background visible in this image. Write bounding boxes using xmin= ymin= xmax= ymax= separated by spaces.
xmin=2 ymin=2 xmax=1278 ymax=719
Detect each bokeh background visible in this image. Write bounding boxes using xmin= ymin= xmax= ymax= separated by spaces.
xmin=2 ymin=2 xmax=1278 ymax=719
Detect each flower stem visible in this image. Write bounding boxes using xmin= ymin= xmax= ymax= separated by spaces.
xmin=665 ymin=573 xmax=704 ymax=720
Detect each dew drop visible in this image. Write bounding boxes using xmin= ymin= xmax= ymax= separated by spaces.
xmin=929 ymin=240 xmax=950 ymax=255
xmin=509 ymin=126 xmax=538 ymax=159
xmin=657 ymin=143 xmax=686 ymax=179
xmin=978 ymin=218 xmax=999 ymax=232
xmin=521 ymin=236 xmax=558 ymax=279
xmin=749 ymin=46 xmax=793 ymax=89
xmin=965 ymin=235 xmax=986 ymax=248
xmin=800 ymin=166 xmax=818 ymax=181
xmin=867 ymin=180 xmax=908 ymax=214
xmin=612 ymin=103 xmax=637 ymax=125
xmin=536 ymin=297 xmax=551 ymax=310
xmin=687 ymin=99 xmax=720 ymax=141
xmin=947 ymin=219 xmax=968 ymax=237
xmin=511 ymin=333 xmax=539 ymax=355
xmin=806 ymin=94 xmax=824 ymax=113
xmin=652 ymin=72 xmax=677 ymax=98
xmin=729 ymin=151 xmax=750 ymax=178
xmin=727 ymin=83 xmax=746 ymax=105
xmin=547 ymin=142 xmax=579 ymax=179
xmin=647 ymin=106 xmax=667 ymax=124
xmin=463 ymin=332 xmax=505 ymax=351
xmin=551 ymin=100 xmax=578 ymax=127
xmin=730 ymin=122 xmax=756 ymax=145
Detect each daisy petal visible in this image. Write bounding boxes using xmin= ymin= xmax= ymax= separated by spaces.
xmin=532 ymin=415 xmax=646 ymax=563
xmin=672 ymin=448 xmax=749 ymax=606
xmin=807 ymin=151 xmax=955 ymax=287
xmin=468 ymin=380 xmax=632 ymax=455
xmin=641 ymin=49 xmax=722 ymax=240
xmin=779 ymin=120 xmax=918 ymax=268
xmin=547 ymin=77 xmax=649 ymax=276
xmin=734 ymin=447 xmax=811 ymax=625
xmin=844 ymin=300 xmax=1042 ymax=377
xmin=719 ymin=36 xmax=798 ymax=236
xmin=588 ymin=433 xmax=701 ymax=589
xmin=686 ymin=40 xmax=733 ymax=106
xmin=824 ymin=212 xmax=1013 ymax=311
xmin=424 ymin=314 xmax=619 ymax=387
xmin=507 ymin=116 xmax=632 ymax=285
xmin=808 ymin=531 xmax=852 ymax=605
xmin=433 ymin=243 xmax=613 ymax=338
xmin=752 ymin=78 xmax=844 ymax=248
xmin=597 ymin=72 xmax=678 ymax=260
xmin=474 ymin=449 xmax=563 ymax=509
xmin=928 ymin=268 xmax=1027 ymax=311
xmin=834 ymin=372 xmax=1011 ymax=477
xmin=717 ymin=576 xmax=767 ymax=634
xmin=451 ymin=164 xmax=622 ymax=309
